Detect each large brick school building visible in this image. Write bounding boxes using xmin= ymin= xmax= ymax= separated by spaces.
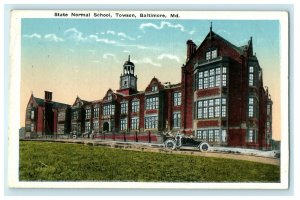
xmin=25 ymin=27 xmax=273 ymax=150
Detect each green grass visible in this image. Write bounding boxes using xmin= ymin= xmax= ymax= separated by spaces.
xmin=19 ymin=141 xmax=280 ymax=182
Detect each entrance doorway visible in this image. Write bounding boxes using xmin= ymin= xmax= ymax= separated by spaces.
xmin=103 ymin=122 xmax=109 ymax=132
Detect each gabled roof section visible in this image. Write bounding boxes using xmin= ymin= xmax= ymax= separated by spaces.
xmin=32 ymin=97 xmax=70 ymax=108
xmin=145 ymin=77 xmax=165 ymax=93
xmin=33 ymin=97 xmax=44 ymax=106
xmin=203 ymin=30 xmax=244 ymax=55
xmin=72 ymin=96 xmax=90 ymax=107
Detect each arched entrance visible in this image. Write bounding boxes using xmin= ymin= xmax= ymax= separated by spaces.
xmin=103 ymin=122 xmax=109 ymax=132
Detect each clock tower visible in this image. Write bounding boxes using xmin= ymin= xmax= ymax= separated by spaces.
xmin=117 ymin=56 xmax=138 ymax=95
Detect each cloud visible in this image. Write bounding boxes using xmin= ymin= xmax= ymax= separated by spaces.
xmin=23 ymin=33 xmax=42 ymax=39
xmin=64 ymin=28 xmax=87 ymax=42
xmin=24 ymin=33 xmax=64 ymax=42
xmin=189 ymin=30 xmax=196 ymax=35
xmin=133 ymin=58 xmax=161 ymax=67
xmin=91 ymin=60 xmax=100 ymax=63
xmin=117 ymin=32 xmax=136 ymax=41
xmin=89 ymin=35 xmax=117 ymax=44
xmin=139 ymin=21 xmax=185 ymax=32
xmin=107 ymin=30 xmax=116 ymax=35
xmin=123 ymin=50 xmax=131 ymax=54
xmin=44 ymin=34 xmax=64 ymax=42
xmin=157 ymin=54 xmax=181 ymax=63
xmin=103 ymin=53 xmax=119 ymax=62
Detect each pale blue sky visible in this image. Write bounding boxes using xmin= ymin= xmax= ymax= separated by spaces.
xmin=22 ymin=19 xmax=279 ymax=68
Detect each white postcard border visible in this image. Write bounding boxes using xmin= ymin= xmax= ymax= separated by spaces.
xmin=8 ymin=10 xmax=289 ymax=189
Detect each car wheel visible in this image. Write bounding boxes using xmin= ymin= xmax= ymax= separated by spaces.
xmin=164 ymin=139 xmax=176 ymax=150
xmin=199 ymin=142 xmax=209 ymax=152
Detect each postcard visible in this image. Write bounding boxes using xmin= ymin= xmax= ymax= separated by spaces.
xmin=8 ymin=10 xmax=289 ymax=189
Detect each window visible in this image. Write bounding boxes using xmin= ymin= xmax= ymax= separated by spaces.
xmin=146 ymin=97 xmax=159 ymax=110
xmin=197 ymin=97 xmax=226 ymax=119
xmin=151 ymin=85 xmax=158 ymax=92
xmin=107 ymin=94 xmax=112 ymax=101
xmin=248 ymin=129 xmax=256 ymax=143
xmin=221 ymin=98 xmax=227 ymax=117
xmin=209 ymin=130 xmax=214 ymax=142
xmin=72 ymin=111 xmax=78 ymax=120
xmin=198 ymin=72 xmax=203 ymax=89
xmin=173 ymin=112 xmax=181 ymax=128
xmin=131 ymin=117 xmax=139 ymax=130
xmin=208 ymin=99 xmax=214 ymax=118
xmin=267 ymin=104 xmax=271 ymax=115
xmin=211 ymin=49 xmax=217 ymax=59
xmin=132 ymin=100 xmax=140 ymax=113
xmin=248 ymin=97 xmax=254 ymax=117
xmin=86 ymin=109 xmax=91 ymax=119
xmin=197 ymin=101 xmax=203 ymax=119
xmin=215 ymin=99 xmax=220 ymax=117
xmin=203 ymin=71 xmax=209 ymax=89
xmin=214 ymin=130 xmax=220 ymax=142
xmin=206 ymin=49 xmax=217 ymax=60
xmin=145 ymin=115 xmax=158 ymax=129
xmin=173 ymin=92 xmax=181 ymax=106
xmin=94 ymin=107 xmax=99 ymax=118
xmin=30 ymin=110 xmax=35 ymax=120
xmin=222 ymin=67 xmax=227 ymax=86
xmin=197 ymin=129 xmax=223 ymax=142
xmin=206 ymin=51 xmax=211 ymax=60
xmin=196 ymin=130 xmax=201 ymax=139
xmin=103 ymin=104 xmax=115 ymax=116
xmin=215 ymin=67 xmax=221 ymax=86
xmin=58 ymin=124 xmax=64 ymax=134
xmin=249 ymin=66 xmax=254 ymax=86
xmin=58 ymin=111 xmax=65 ymax=121
xmin=121 ymin=102 xmax=128 ymax=114
xmin=209 ymin=69 xmax=215 ymax=88
xmin=93 ymin=121 xmax=99 ymax=130
xmin=203 ymin=130 xmax=207 ymax=140
xmin=120 ymin=118 xmax=127 ymax=131
xmin=85 ymin=122 xmax=90 ymax=132
xmin=266 ymin=121 xmax=271 ymax=132
xmin=31 ymin=123 xmax=34 ymax=132
xmin=203 ymin=100 xmax=208 ymax=118
xmin=221 ymin=129 xmax=227 ymax=142
xmin=197 ymin=66 xmax=225 ymax=90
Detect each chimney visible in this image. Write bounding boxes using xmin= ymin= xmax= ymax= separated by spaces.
xmin=45 ymin=91 xmax=52 ymax=102
xmin=186 ymin=40 xmax=197 ymax=61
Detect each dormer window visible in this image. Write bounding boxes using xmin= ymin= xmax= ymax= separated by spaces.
xmin=211 ymin=49 xmax=217 ymax=59
xmin=151 ymin=85 xmax=158 ymax=92
xmin=107 ymin=94 xmax=112 ymax=101
xmin=206 ymin=49 xmax=218 ymax=60
xmin=206 ymin=51 xmax=211 ymax=60
xmin=30 ymin=110 xmax=35 ymax=120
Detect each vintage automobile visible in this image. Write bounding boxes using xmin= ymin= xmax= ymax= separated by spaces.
xmin=164 ymin=133 xmax=209 ymax=152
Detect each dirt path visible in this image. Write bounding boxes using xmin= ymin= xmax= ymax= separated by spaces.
xmin=167 ymin=150 xmax=280 ymax=166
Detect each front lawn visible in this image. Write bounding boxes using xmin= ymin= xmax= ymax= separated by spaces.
xmin=19 ymin=141 xmax=280 ymax=182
